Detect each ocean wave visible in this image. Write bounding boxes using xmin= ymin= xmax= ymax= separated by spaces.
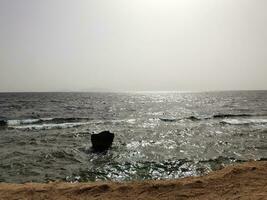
xmin=5 ymin=117 xmax=137 ymax=130
xmin=3 ymin=117 xmax=93 ymax=130
xmin=7 ymin=119 xmax=44 ymax=126
xmin=186 ymin=113 xmax=267 ymax=121
xmin=126 ymin=139 xmax=177 ymax=150
xmin=159 ymin=116 xmax=203 ymax=122
xmin=67 ymin=156 xmax=246 ymax=182
xmin=213 ymin=113 xmax=257 ymax=118
xmin=159 ymin=118 xmax=177 ymax=122
xmin=45 ymin=117 xmax=93 ymax=124
xmin=186 ymin=116 xmax=203 ymax=121
xmin=5 ymin=117 xmax=93 ymax=126
xmin=9 ymin=122 xmax=91 ymax=130
xmin=221 ymin=119 xmax=267 ymax=125
xmin=159 ymin=113 xmax=267 ymax=123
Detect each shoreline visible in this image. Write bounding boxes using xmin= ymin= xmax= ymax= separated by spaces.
xmin=0 ymin=161 xmax=266 ymax=200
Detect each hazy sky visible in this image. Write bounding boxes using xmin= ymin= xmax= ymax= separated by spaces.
xmin=0 ymin=0 xmax=266 ymax=92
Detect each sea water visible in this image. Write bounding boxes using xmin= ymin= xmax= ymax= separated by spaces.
xmin=0 ymin=91 xmax=266 ymax=183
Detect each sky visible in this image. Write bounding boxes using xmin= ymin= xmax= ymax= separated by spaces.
xmin=0 ymin=0 xmax=266 ymax=92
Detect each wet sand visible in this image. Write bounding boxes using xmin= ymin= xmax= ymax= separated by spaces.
xmin=0 ymin=161 xmax=266 ymax=200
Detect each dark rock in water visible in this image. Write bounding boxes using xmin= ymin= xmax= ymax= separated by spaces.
xmin=0 ymin=120 xmax=7 ymax=127
xmin=91 ymin=131 xmax=114 ymax=151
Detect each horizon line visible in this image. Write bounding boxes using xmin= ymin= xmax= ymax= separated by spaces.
xmin=0 ymin=89 xmax=266 ymax=93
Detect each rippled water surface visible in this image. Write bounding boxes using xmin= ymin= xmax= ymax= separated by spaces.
xmin=0 ymin=91 xmax=266 ymax=183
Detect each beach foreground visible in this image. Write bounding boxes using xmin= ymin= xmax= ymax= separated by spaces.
xmin=0 ymin=161 xmax=266 ymax=200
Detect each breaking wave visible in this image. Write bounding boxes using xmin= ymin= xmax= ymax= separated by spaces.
xmin=0 ymin=117 xmax=93 ymax=130
xmin=221 ymin=119 xmax=267 ymax=125
xmin=159 ymin=118 xmax=177 ymax=122
xmin=2 ymin=112 xmax=267 ymax=130
xmin=2 ymin=117 xmax=137 ymax=130
xmin=212 ymin=113 xmax=260 ymax=118
xmin=7 ymin=117 xmax=93 ymax=126
xmin=159 ymin=113 xmax=267 ymax=122
xmin=9 ymin=122 xmax=91 ymax=130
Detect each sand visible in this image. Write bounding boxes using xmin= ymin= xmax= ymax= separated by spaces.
xmin=0 ymin=161 xmax=266 ymax=200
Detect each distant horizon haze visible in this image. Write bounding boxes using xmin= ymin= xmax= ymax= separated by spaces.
xmin=0 ymin=0 xmax=266 ymax=92
xmin=0 ymin=89 xmax=266 ymax=93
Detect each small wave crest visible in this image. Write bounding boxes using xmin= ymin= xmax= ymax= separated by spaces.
xmin=7 ymin=119 xmax=46 ymax=126
xmin=159 ymin=116 xmax=203 ymax=122
xmin=9 ymin=122 xmax=91 ymax=130
xmin=5 ymin=117 xmax=137 ymax=130
xmin=221 ymin=119 xmax=267 ymax=125
xmin=6 ymin=117 xmax=93 ymax=126
xmin=5 ymin=117 xmax=93 ymax=130
xmin=159 ymin=113 xmax=267 ymax=123
xmin=213 ymin=113 xmax=256 ymax=119
xmin=159 ymin=118 xmax=177 ymax=122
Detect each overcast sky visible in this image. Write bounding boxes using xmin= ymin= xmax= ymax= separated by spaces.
xmin=0 ymin=0 xmax=266 ymax=92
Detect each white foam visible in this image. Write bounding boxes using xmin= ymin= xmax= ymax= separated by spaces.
xmin=222 ymin=119 xmax=267 ymax=125
xmin=126 ymin=119 xmax=136 ymax=124
xmin=126 ymin=139 xmax=177 ymax=150
xmin=9 ymin=122 xmax=91 ymax=130
xmin=7 ymin=119 xmax=41 ymax=126
xmin=126 ymin=141 xmax=140 ymax=149
xmin=6 ymin=117 xmax=137 ymax=130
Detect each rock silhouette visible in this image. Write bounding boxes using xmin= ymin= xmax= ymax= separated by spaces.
xmin=0 ymin=120 xmax=7 ymax=127
xmin=91 ymin=131 xmax=114 ymax=151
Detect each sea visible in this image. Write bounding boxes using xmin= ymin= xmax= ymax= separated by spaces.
xmin=0 ymin=91 xmax=266 ymax=183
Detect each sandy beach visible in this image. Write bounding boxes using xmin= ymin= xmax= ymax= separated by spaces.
xmin=0 ymin=161 xmax=266 ymax=200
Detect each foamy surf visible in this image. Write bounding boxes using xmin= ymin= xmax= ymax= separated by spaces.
xmin=7 ymin=118 xmax=53 ymax=126
xmin=9 ymin=122 xmax=92 ymax=130
xmin=221 ymin=118 xmax=267 ymax=125
xmin=5 ymin=117 xmax=138 ymax=130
